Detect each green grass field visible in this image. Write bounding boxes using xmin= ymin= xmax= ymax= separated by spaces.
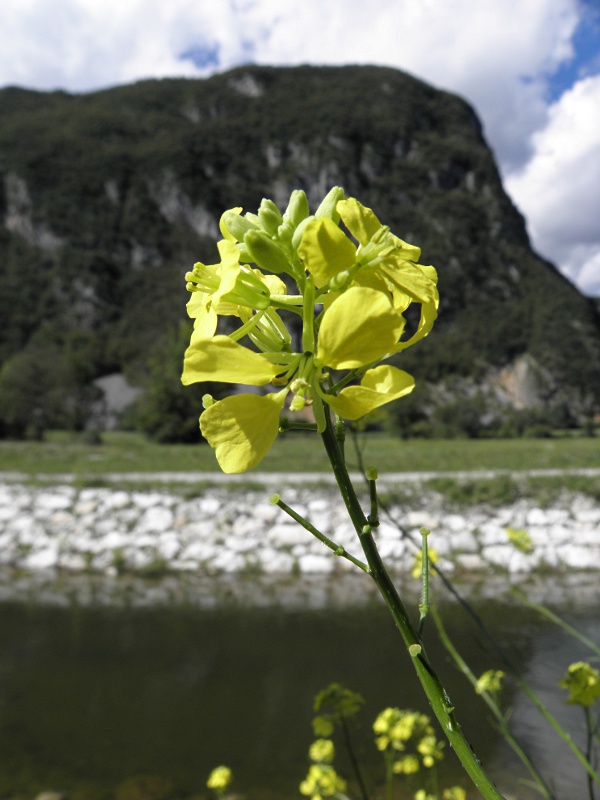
xmin=0 ymin=430 xmax=599 ymax=476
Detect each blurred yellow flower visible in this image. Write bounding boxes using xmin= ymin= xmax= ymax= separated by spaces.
xmin=393 ymin=754 xmax=420 ymax=774
xmin=206 ymin=766 xmax=232 ymax=794
xmin=411 ymin=548 xmax=439 ymax=579
xmin=475 ymin=669 xmax=505 ymax=695
xmin=309 ymin=739 xmax=335 ymax=764
xmin=299 ymin=764 xmax=347 ymax=800
xmin=560 ymin=661 xmax=600 ymax=707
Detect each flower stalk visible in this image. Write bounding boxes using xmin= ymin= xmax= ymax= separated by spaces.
xmin=181 ymin=186 xmax=507 ymax=798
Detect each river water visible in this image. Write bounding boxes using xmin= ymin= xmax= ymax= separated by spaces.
xmin=0 ymin=572 xmax=598 ymax=800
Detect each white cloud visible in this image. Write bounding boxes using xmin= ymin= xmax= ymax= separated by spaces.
xmin=1 ymin=0 xmax=598 ymax=293
xmin=0 ymin=0 xmax=579 ymax=169
xmin=505 ymin=74 xmax=600 ymax=295
xmin=247 ymin=0 xmax=578 ymax=171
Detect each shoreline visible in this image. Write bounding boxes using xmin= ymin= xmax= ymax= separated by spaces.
xmin=1 ymin=477 xmax=600 ymax=606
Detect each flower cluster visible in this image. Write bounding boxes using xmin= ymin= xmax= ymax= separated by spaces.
xmin=559 ymin=661 xmax=600 ymax=707
xmin=373 ymin=707 xmax=440 ymax=765
xmin=300 ymin=739 xmax=347 ymax=800
xmin=373 ymin=707 xmax=468 ymax=799
xmin=475 ymin=669 xmax=505 ymax=696
xmin=181 ymin=187 xmax=438 ymax=473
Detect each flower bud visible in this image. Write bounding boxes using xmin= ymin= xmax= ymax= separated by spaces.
xmin=258 ymin=198 xmax=283 ymax=235
xmin=329 ymin=270 xmax=351 ymax=291
xmin=222 ymin=210 xmax=258 ymax=241
xmin=289 ymin=395 xmax=306 ymax=411
xmin=284 ymin=189 xmax=310 ymax=228
xmin=316 ymin=186 xmax=345 ymax=221
xmin=244 ymin=230 xmax=292 ymax=274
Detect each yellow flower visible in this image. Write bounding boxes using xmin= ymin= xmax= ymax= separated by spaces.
xmin=506 ymin=527 xmax=534 ymax=554
xmin=475 ymin=669 xmax=505 ymax=695
xmin=299 ymin=764 xmax=347 ymax=799
xmin=185 ymin=239 xmax=274 ymax=338
xmin=373 ymin=708 xmax=433 ymax=752
xmin=560 ymin=662 xmax=600 ymax=707
xmin=411 ymin=548 xmax=439 ymax=579
xmin=315 ymin=287 xmax=406 ymax=369
xmin=443 ymin=787 xmax=467 ymax=800
xmin=312 ymin=715 xmax=335 ymax=738
xmin=181 ymin=187 xmax=439 ymax=473
xmin=206 ymin=765 xmax=232 ymax=793
xmin=417 ymin=734 xmax=444 ymax=767
xmin=393 ymin=754 xmax=420 ymax=775
xmin=200 ymin=391 xmax=288 ymax=474
xmin=298 ymin=196 xmax=439 ymax=351
xmin=325 ymin=365 xmax=414 ymax=421
xmin=182 ymin=336 xmax=283 ymax=386
xmin=309 ymin=739 xmax=335 ymax=764
xmin=182 ymin=297 xmax=415 ymax=473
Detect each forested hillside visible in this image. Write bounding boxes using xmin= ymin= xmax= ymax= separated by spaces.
xmin=1 ymin=64 xmax=599 ymax=439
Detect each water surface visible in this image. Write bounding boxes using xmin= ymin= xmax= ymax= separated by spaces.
xmin=0 ymin=574 xmax=598 ymax=800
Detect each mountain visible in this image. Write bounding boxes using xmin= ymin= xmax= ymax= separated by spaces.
xmin=1 ymin=64 xmax=599 ymax=438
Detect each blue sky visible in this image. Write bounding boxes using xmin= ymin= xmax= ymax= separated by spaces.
xmin=1 ymin=0 xmax=599 ymax=295
xmin=546 ymin=0 xmax=600 ymax=99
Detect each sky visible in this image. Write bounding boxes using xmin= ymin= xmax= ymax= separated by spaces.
xmin=1 ymin=0 xmax=600 ymax=296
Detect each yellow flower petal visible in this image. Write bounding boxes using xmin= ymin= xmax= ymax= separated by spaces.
xmin=182 ymin=335 xmax=281 ymax=386
xmin=388 ymin=232 xmax=422 ymax=262
xmin=336 ymin=197 xmax=381 ymax=245
xmin=191 ymin=307 xmax=218 ymax=340
xmin=316 ymin=287 xmax=405 ymax=369
xmin=186 ymin=291 xmax=207 ymax=319
xmin=298 ymin=217 xmax=356 ymax=288
xmin=186 ymin=293 xmax=218 ymax=339
xmin=380 ymin=257 xmax=438 ymax=305
xmin=394 ymin=295 xmax=438 ymax=352
xmin=325 ymin=365 xmax=415 ymax=420
xmin=200 ymin=392 xmax=286 ymax=473
xmin=212 ymin=239 xmax=241 ymax=306
xmin=259 ymin=272 xmax=287 ymax=296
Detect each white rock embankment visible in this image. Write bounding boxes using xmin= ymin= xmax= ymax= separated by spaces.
xmin=1 ymin=480 xmax=600 ymax=579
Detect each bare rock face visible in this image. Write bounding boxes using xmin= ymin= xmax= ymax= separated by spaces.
xmin=0 ymin=65 xmax=599 ymax=434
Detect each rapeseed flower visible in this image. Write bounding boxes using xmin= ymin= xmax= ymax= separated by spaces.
xmin=206 ymin=765 xmax=233 ymax=794
xmin=299 ymin=763 xmax=347 ymax=800
xmin=559 ymin=661 xmax=600 ymax=707
xmin=475 ymin=669 xmax=505 ymax=696
xmin=309 ymin=739 xmax=336 ymax=764
xmin=181 ymin=187 xmax=438 ymax=473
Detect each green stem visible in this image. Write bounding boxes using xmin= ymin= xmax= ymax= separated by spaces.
xmin=514 ymin=668 xmax=600 ymax=786
xmin=320 ymin=414 xmax=505 ymax=800
xmin=384 ymin=747 xmax=394 ymax=800
xmin=340 ymin=715 xmax=370 ymax=800
xmin=512 ymin=590 xmax=600 ymax=660
xmin=271 ymin=495 xmax=369 ymax=573
xmin=585 ymin=707 xmax=596 ymax=800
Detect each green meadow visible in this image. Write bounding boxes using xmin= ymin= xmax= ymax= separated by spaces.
xmin=0 ymin=430 xmax=599 ymax=476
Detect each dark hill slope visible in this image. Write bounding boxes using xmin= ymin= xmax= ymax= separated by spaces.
xmin=0 ymin=65 xmax=599 ymax=434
